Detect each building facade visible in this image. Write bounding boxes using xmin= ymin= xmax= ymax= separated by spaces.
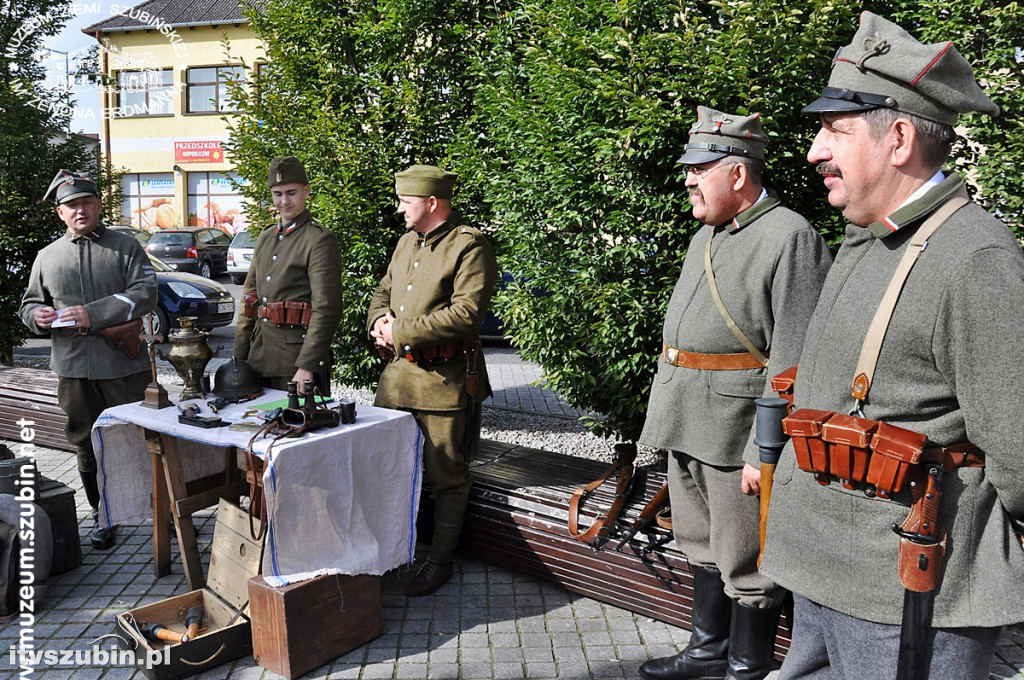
xmin=85 ymin=0 xmax=263 ymax=235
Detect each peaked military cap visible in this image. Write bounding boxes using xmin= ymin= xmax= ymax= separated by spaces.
xmin=677 ymin=106 xmax=767 ymax=165
xmin=803 ymin=12 xmax=999 ymax=125
xmin=268 ymin=156 xmax=308 ymax=188
xmin=43 ymin=169 xmax=99 ymax=204
xmin=394 ymin=164 xmax=457 ymax=199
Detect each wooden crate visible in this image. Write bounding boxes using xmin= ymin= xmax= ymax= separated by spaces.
xmin=248 ymin=572 xmax=382 ymax=679
xmin=115 ymin=499 xmax=262 ymax=680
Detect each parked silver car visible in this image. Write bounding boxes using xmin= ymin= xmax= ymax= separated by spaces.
xmin=226 ymin=230 xmax=256 ymax=285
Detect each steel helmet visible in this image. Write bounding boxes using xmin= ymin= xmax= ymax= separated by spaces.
xmin=212 ymin=358 xmax=264 ymax=400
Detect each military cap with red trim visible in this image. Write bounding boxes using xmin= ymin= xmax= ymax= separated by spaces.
xmin=677 ymin=106 xmax=767 ymax=166
xmin=43 ymin=169 xmax=100 ymax=204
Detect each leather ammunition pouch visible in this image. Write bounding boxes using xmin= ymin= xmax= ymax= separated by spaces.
xmin=97 ymin=318 xmax=143 ymax=359
xmin=243 ymin=293 xmax=312 ymax=328
xmin=783 ymin=409 xmax=929 ymax=498
xmin=377 ymin=339 xmax=475 ymax=365
xmin=770 ymin=365 xmax=797 ymax=413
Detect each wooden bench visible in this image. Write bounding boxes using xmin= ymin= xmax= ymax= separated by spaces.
xmin=0 ymin=366 xmax=73 ymax=452
xmin=423 ymin=440 xmax=792 ymax=659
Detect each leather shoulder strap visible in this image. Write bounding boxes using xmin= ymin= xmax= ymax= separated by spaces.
xmin=704 ymin=230 xmax=769 ymax=367
xmin=850 ymin=187 xmax=970 ymax=405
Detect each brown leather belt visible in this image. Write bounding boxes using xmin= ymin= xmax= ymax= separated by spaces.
xmin=662 ymin=343 xmax=765 ymax=370
xmin=405 ymin=341 xmax=461 ymax=363
xmin=921 ymin=443 xmax=985 ymax=471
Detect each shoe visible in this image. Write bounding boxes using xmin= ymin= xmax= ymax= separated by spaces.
xmin=90 ymin=523 xmax=117 ymax=551
xmin=404 ymin=559 xmax=453 ymax=597
xmin=639 ymin=565 xmax=731 ymax=680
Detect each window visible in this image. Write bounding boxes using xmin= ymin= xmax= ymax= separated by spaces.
xmin=115 ymin=69 xmax=173 ymax=117
xmin=188 ymin=171 xmax=248 ymax=233
xmin=186 ymin=66 xmax=244 ymax=113
xmin=121 ymin=173 xmax=176 ymax=230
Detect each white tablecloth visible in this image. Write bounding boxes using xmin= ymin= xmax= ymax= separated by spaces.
xmin=92 ymin=391 xmax=423 ymax=586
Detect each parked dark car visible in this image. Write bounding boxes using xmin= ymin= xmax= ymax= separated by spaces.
xmin=109 ymin=225 xmax=152 ymax=245
xmin=226 ymin=230 xmax=256 ymax=285
xmin=145 ymin=227 xmax=231 ymax=279
xmin=148 ymin=255 xmax=235 ymax=338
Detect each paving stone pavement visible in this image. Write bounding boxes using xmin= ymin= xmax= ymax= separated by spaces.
xmin=3 ymin=346 xmax=1024 ymax=678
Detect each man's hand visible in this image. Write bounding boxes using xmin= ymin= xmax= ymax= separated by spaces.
xmin=741 ymin=463 xmax=762 ymax=496
xmin=33 ymin=306 xmax=58 ymax=329
xmin=292 ymin=368 xmax=315 ymax=392
xmin=370 ymin=312 xmax=395 ymax=351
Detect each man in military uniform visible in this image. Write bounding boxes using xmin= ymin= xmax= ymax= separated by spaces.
xmin=19 ymin=170 xmax=157 ymax=551
xmin=760 ymin=13 xmax=1023 ymax=679
xmin=368 ymin=164 xmax=497 ymax=596
xmin=235 ymin=156 xmax=342 ymax=394
xmin=639 ymin=109 xmax=831 ymax=680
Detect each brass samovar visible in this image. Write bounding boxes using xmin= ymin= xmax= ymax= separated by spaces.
xmin=157 ymin=317 xmax=221 ymax=400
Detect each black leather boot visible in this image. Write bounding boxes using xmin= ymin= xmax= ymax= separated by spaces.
xmin=639 ymin=566 xmax=731 ymax=680
xmin=79 ymin=470 xmax=116 ymax=551
xmin=724 ymin=600 xmax=782 ymax=680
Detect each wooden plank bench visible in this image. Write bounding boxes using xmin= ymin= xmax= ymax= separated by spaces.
xmin=0 ymin=366 xmax=73 ymax=452
xmin=422 ymin=440 xmax=792 ymax=659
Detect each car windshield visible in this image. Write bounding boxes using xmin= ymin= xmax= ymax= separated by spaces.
xmin=148 ymin=255 xmax=172 ymax=272
xmin=230 ymin=231 xmax=256 ymax=247
xmin=149 ymin=232 xmax=191 ymax=246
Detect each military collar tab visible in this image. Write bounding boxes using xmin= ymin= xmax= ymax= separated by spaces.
xmin=418 ymin=216 xmax=459 ymax=246
xmin=277 ymin=210 xmax=312 ymax=235
xmin=69 ymin=223 xmax=105 ymax=242
xmin=725 ymin=189 xmax=778 ymax=232
xmin=867 ymin=174 xmax=962 ymax=239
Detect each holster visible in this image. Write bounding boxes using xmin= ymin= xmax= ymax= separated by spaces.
xmin=98 ymin=318 xmax=143 ymax=359
xmin=243 ymin=290 xmax=259 ymax=319
xmin=867 ymin=421 xmax=927 ymax=498
xmin=821 ymin=414 xmax=877 ymax=490
xmin=781 ymin=408 xmax=833 ymax=485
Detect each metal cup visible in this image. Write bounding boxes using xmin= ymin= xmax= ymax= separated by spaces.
xmin=339 ymin=398 xmax=356 ymax=424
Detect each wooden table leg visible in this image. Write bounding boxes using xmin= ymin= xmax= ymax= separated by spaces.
xmin=146 ymin=434 xmax=171 ymax=579
xmin=159 ymin=435 xmax=206 ymax=590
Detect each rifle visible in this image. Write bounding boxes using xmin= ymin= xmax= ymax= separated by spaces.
xmin=614 ymin=481 xmax=670 ymax=553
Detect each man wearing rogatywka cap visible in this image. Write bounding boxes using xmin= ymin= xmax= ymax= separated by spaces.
xmin=234 ymin=156 xmax=342 ymax=395
xmin=368 ymin=164 xmax=497 ymax=597
xmin=19 ymin=170 xmax=157 ymax=551
xmin=760 ymin=12 xmax=1024 ymax=679
xmin=638 ymin=109 xmax=831 ymax=680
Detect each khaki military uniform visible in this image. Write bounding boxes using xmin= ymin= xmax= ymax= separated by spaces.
xmin=640 ymin=194 xmax=831 ymax=607
xmin=762 ymin=174 xmax=1024 ymax=628
xmin=235 ymin=211 xmax=343 ymax=392
xmin=367 ymin=215 xmax=497 ymax=563
xmin=19 ymin=224 xmax=158 ymax=471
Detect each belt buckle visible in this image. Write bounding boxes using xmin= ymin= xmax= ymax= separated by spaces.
xmin=665 ymin=347 xmax=678 ymax=366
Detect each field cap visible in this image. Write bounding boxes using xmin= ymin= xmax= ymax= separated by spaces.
xmin=44 ymin=170 xmax=99 ymax=204
xmin=268 ymin=156 xmax=308 ymax=188
xmin=802 ymin=11 xmax=999 ymax=125
xmin=677 ymin=106 xmax=767 ymax=165
xmin=394 ymin=165 xmax=457 ymax=199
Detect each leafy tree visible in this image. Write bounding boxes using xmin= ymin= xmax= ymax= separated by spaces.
xmin=226 ymin=0 xmax=1022 ymax=450
xmin=224 ymin=0 xmax=509 ymax=387
xmin=0 ymin=0 xmax=100 ymax=363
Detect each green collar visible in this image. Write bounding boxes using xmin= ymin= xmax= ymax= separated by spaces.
xmin=867 ymin=174 xmax=965 ymax=239
xmin=725 ymin=189 xmax=780 ymax=233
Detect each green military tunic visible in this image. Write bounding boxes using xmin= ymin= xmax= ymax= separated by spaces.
xmin=761 ymin=174 xmax=1024 ymax=627
xmin=367 ymin=214 xmax=497 ymax=564
xmin=235 ymin=211 xmax=343 ymax=390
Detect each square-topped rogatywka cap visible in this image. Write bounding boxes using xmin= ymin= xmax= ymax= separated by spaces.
xmin=43 ymin=169 xmax=100 ymax=204
xmin=677 ymin=106 xmax=767 ymax=165
xmin=802 ymin=11 xmax=999 ymax=125
xmin=268 ymin=156 xmax=308 ymax=188
xmin=394 ymin=164 xmax=457 ymax=199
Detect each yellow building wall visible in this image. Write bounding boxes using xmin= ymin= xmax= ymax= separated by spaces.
xmin=96 ymin=23 xmax=262 ymax=234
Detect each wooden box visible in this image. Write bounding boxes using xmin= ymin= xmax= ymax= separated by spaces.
xmin=248 ymin=572 xmax=382 ymax=679
xmin=115 ymin=499 xmax=262 ymax=680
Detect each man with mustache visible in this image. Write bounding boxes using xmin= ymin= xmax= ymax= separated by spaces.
xmin=639 ymin=107 xmax=831 ymax=680
xmin=759 ymin=12 xmax=1023 ymax=679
